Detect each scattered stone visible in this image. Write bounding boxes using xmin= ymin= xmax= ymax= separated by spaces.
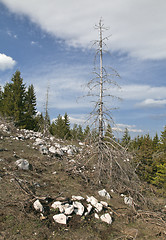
xmin=87 ymin=196 xmax=98 ymax=206
xmin=34 ymin=138 xmax=43 ymax=145
xmin=64 ymin=205 xmax=74 ymax=215
xmin=49 ymin=146 xmax=56 ymax=154
xmin=124 ymin=196 xmax=133 ymax=207
xmin=53 ymin=214 xmax=67 ymax=225
xmin=98 ymin=189 xmax=111 ymax=199
xmin=85 ymin=204 xmax=93 ymax=216
xmin=73 ymin=201 xmax=84 ymax=216
xmin=51 ymin=201 xmax=62 ymax=210
xmin=67 ymin=149 xmax=74 ymax=155
xmin=100 ymin=213 xmax=112 ymax=224
xmin=72 ymin=195 xmax=84 ymax=201
xmin=15 ymin=159 xmax=30 ymax=170
xmin=33 ymin=200 xmax=44 ymax=212
xmin=55 ymin=148 xmax=64 ymax=157
xmin=95 ymin=202 xmax=103 ymax=212
xmin=94 ymin=213 xmax=100 ymax=219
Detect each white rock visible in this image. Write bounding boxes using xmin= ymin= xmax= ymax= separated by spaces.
xmin=124 ymin=196 xmax=133 ymax=207
xmin=15 ymin=159 xmax=29 ymax=170
xmin=50 ymin=136 xmax=55 ymax=141
xmin=61 ymin=146 xmax=69 ymax=152
xmin=55 ymin=148 xmax=64 ymax=157
xmin=52 ymin=171 xmax=57 ymax=175
xmin=73 ymin=201 xmax=84 ymax=216
xmin=86 ymin=196 xmax=98 ymax=207
xmin=51 ymin=201 xmax=62 ymax=209
xmin=100 ymin=201 xmax=108 ymax=207
xmin=98 ymin=189 xmax=111 ymax=199
xmin=67 ymin=149 xmax=74 ymax=155
xmin=49 ymin=146 xmax=56 ymax=154
xmin=54 ymin=143 xmax=61 ymax=148
xmin=85 ymin=204 xmax=93 ymax=216
xmin=34 ymin=138 xmax=43 ymax=145
xmin=64 ymin=205 xmax=74 ymax=215
xmin=72 ymin=195 xmax=84 ymax=201
xmin=95 ymin=202 xmax=103 ymax=212
xmin=94 ymin=213 xmax=100 ymax=219
xmin=33 ymin=200 xmax=44 ymax=212
xmin=100 ymin=213 xmax=112 ymax=224
xmin=53 ymin=214 xmax=67 ymax=225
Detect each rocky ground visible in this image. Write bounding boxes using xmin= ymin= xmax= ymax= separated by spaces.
xmin=0 ymin=119 xmax=166 ymax=240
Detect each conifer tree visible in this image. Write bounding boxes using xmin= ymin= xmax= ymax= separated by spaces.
xmin=1 ymin=83 xmax=14 ymax=117
xmin=63 ymin=113 xmax=71 ymax=139
xmin=11 ymin=70 xmax=26 ymax=126
xmin=160 ymin=126 xmax=166 ymax=152
xmin=121 ymin=128 xmax=131 ymax=148
xmin=24 ymin=84 xmax=37 ymax=129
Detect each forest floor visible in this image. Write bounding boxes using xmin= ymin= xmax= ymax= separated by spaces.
xmin=0 ymin=122 xmax=166 ymax=240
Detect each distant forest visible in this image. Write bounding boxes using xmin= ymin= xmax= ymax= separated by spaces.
xmin=0 ymin=71 xmax=166 ymax=192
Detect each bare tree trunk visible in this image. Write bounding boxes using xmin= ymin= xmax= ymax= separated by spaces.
xmin=98 ymin=19 xmax=104 ymax=183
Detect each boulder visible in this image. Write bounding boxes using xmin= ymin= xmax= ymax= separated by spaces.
xmin=73 ymin=201 xmax=84 ymax=216
xmin=33 ymin=199 xmax=44 ymax=212
xmin=67 ymin=148 xmax=74 ymax=155
xmin=55 ymin=148 xmax=64 ymax=157
xmin=64 ymin=204 xmax=74 ymax=215
xmin=86 ymin=196 xmax=98 ymax=207
xmin=100 ymin=213 xmax=112 ymax=224
xmin=98 ymin=189 xmax=111 ymax=199
xmin=53 ymin=214 xmax=67 ymax=224
xmin=51 ymin=201 xmax=62 ymax=209
xmin=49 ymin=146 xmax=56 ymax=154
xmin=95 ymin=202 xmax=103 ymax=212
xmin=15 ymin=159 xmax=29 ymax=170
xmin=34 ymin=138 xmax=43 ymax=145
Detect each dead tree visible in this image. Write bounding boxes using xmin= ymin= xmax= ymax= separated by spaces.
xmin=43 ymin=84 xmax=50 ymax=136
xmin=85 ymin=19 xmax=121 ymax=184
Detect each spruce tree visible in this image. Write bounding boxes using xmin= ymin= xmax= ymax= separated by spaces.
xmin=121 ymin=128 xmax=131 ymax=148
xmin=11 ymin=70 xmax=26 ymax=126
xmin=24 ymin=84 xmax=37 ymax=129
xmin=1 ymin=83 xmax=14 ymax=117
xmin=63 ymin=113 xmax=71 ymax=139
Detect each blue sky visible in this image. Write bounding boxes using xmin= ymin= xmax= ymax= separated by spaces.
xmin=0 ymin=0 xmax=166 ymax=138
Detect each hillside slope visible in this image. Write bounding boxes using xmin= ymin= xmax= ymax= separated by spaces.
xmin=0 ymin=120 xmax=166 ymax=240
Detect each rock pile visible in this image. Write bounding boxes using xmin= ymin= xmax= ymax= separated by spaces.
xmin=33 ymin=191 xmax=113 ymax=225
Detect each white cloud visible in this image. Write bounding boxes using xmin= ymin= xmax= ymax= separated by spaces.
xmin=1 ymin=0 xmax=166 ymax=60
xmin=113 ymin=123 xmax=143 ymax=133
xmin=117 ymin=85 xmax=166 ymax=101
xmin=0 ymin=53 xmax=16 ymax=71
xmin=137 ymin=98 xmax=166 ymax=108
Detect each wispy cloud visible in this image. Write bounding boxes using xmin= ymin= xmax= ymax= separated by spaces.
xmin=113 ymin=123 xmax=143 ymax=133
xmin=0 ymin=53 xmax=16 ymax=71
xmin=136 ymin=99 xmax=166 ymax=108
xmin=1 ymin=0 xmax=166 ymax=60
